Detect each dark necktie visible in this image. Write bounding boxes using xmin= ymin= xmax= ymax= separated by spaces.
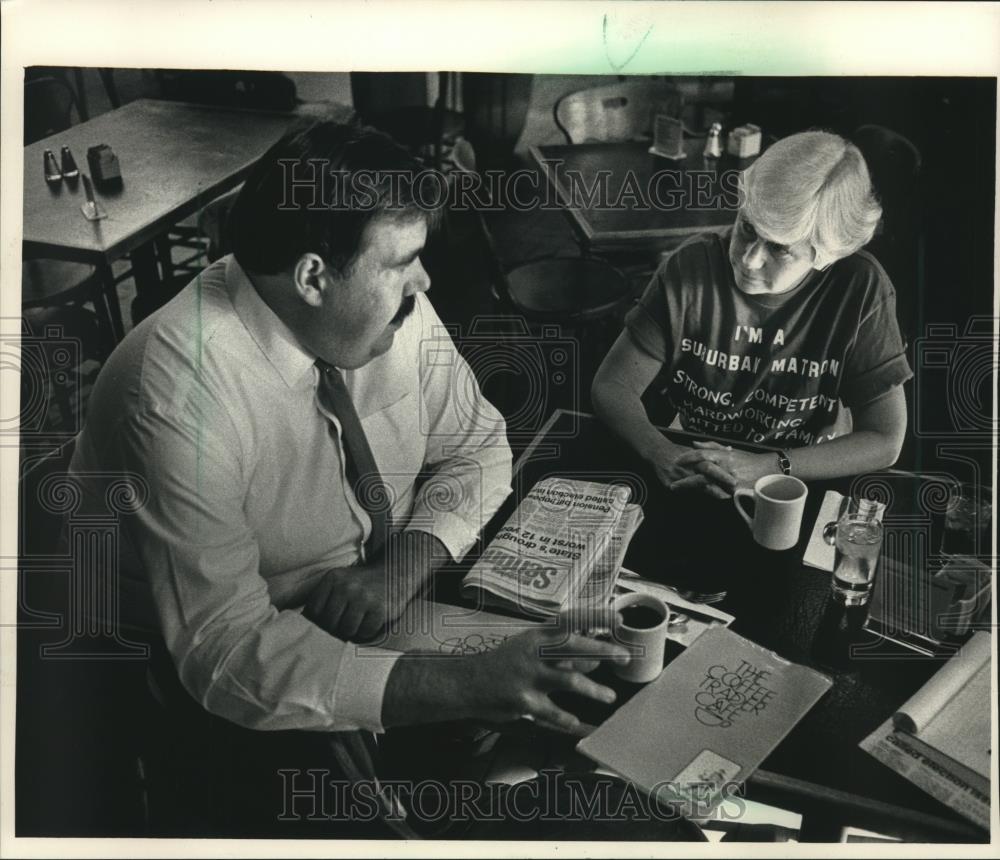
xmin=315 ymin=360 xmax=393 ymax=558
xmin=313 ymin=363 xmax=414 ymax=836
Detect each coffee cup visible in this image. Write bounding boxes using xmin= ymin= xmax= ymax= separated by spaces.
xmin=733 ymin=474 xmax=808 ymax=551
xmin=612 ymin=593 xmax=670 ymax=683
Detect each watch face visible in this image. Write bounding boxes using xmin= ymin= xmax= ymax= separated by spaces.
xmin=778 ymin=452 xmax=791 ymax=475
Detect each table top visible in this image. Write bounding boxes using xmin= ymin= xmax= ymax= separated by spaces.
xmin=441 ymin=408 xmax=983 ymax=837
xmin=530 ymin=138 xmax=753 ymax=253
xmin=22 ymin=99 xmax=297 ymax=264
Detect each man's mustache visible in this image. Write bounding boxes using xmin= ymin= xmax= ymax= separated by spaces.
xmin=391 ymin=294 xmax=416 ymax=326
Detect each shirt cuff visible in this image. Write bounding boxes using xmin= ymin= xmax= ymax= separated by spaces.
xmin=404 ymin=510 xmax=481 ymax=562
xmin=841 ymin=355 xmax=913 ymax=408
xmin=330 ymin=644 xmax=402 ymax=733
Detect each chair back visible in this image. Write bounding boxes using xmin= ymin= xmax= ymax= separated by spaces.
xmin=852 ymin=124 xmax=923 ymax=345
xmin=554 ymin=82 xmax=683 ymax=144
xmin=156 ymin=70 xmax=297 ymax=111
xmin=20 ymin=438 xmax=77 ymax=558
xmin=24 ymin=76 xmax=79 ymax=144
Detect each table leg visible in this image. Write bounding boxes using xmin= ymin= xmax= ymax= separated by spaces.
xmin=94 ymin=260 xmax=125 ymax=344
xmin=128 ymin=242 xmax=164 ymax=327
xmin=155 ymin=235 xmax=175 ymax=285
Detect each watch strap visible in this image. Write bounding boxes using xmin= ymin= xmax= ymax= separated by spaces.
xmin=777 ymin=449 xmax=792 ymax=476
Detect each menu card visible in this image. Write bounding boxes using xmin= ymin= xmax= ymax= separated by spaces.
xmin=577 ymin=627 xmax=832 ymax=817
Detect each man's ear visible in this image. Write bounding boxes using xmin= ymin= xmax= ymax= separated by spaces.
xmin=292 ymin=253 xmax=330 ymax=308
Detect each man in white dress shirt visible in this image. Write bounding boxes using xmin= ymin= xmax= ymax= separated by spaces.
xmin=69 ymin=120 xmax=626 ymax=833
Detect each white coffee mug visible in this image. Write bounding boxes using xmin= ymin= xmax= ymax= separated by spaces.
xmin=733 ymin=474 xmax=808 ymax=551
xmin=612 ymin=593 xmax=671 ymax=683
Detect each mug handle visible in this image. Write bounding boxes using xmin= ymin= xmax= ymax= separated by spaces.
xmin=733 ymin=487 xmax=755 ymax=530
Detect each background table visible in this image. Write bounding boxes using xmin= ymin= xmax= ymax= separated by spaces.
xmin=530 ymin=137 xmax=752 ymax=256
xmin=23 ymin=98 xmax=298 ymax=328
xmin=436 ymin=408 xmax=986 ymax=842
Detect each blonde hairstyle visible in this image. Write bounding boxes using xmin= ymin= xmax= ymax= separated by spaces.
xmin=738 ymin=131 xmax=882 ymax=269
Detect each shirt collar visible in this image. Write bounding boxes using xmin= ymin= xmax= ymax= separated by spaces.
xmin=225 ymin=255 xmax=317 ymax=390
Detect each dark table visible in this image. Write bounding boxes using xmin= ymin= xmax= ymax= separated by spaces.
xmin=529 ymin=137 xmax=753 ymax=256
xmin=23 ymin=98 xmax=298 ymax=331
xmin=436 ymin=408 xmax=986 ymax=842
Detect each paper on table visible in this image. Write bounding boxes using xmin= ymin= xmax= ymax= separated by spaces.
xmin=860 ymin=717 xmax=990 ymax=830
xmin=378 ymin=600 xmax=541 ymax=655
xmin=802 ymin=491 xmax=886 ymax=571
xmin=578 ymin=627 xmax=832 ymax=817
xmin=893 ymin=630 xmax=991 ymax=734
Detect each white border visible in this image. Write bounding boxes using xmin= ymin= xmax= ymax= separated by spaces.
xmin=2 ymin=1 xmax=999 ymax=858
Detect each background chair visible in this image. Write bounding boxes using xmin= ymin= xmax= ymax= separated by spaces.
xmin=448 ymin=138 xmax=633 ymax=423
xmin=852 ymin=124 xmax=924 ymax=347
xmin=851 ymin=125 xmax=924 ymax=473
xmin=24 ymin=74 xmax=81 ymax=144
xmin=553 ymin=81 xmax=695 ymax=298
xmin=17 ymin=439 xmax=152 ymax=835
xmin=23 ymin=78 xmax=128 ymax=431
xmin=351 ymin=71 xmax=465 ymax=168
xmin=554 ymin=80 xmax=684 ymax=144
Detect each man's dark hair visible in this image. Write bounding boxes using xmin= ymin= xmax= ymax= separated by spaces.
xmin=230 ymin=118 xmax=437 ymax=275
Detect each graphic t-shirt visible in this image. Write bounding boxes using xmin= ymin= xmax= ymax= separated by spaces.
xmin=624 ymin=229 xmax=913 ymax=447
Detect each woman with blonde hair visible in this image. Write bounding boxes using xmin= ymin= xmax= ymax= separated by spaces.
xmin=592 ymin=130 xmax=911 ymax=497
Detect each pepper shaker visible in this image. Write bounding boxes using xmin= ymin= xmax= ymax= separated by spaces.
xmin=43 ymin=149 xmax=62 ymax=185
xmin=61 ymin=145 xmax=80 ymax=180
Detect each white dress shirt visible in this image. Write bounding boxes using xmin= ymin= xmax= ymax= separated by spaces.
xmin=69 ymin=255 xmax=512 ymax=732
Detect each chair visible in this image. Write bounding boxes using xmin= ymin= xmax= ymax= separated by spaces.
xmin=852 ymin=124 xmax=923 ymax=346
xmin=352 ymin=72 xmax=465 ymax=168
xmin=23 ymin=75 xmax=81 ymax=145
xmin=196 ymin=186 xmax=243 ymax=262
xmin=23 ymin=78 xmax=126 ymax=428
xmin=17 ymin=439 xmax=153 ymax=835
xmin=554 ymin=81 xmax=683 ymax=144
xmin=448 ymin=139 xmax=633 ymax=416
xmin=150 ymin=70 xmax=300 ymax=288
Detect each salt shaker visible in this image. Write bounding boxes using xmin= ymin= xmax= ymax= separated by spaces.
xmin=43 ymin=149 xmax=62 ymax=185
xmin=703 ymin=123 xmax=723 ymax=159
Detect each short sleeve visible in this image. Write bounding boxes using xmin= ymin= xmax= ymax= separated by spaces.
xmin=624 ymin=265 xmax=671 ymax=362
xmin=839 ymin=259 xmax=914 ymax=408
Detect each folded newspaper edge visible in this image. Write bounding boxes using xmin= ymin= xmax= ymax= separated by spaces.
xmin=460 ymin=477 xmax=642 ymax=617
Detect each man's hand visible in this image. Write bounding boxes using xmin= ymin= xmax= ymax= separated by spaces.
xmin=304 ymin=562 xmax=398 ymax=642
xmin=304 ymin=531 xmax=447 ymax=643
xmin=644 ymin=436 xmax=734 ymax=500
xmin=470 ymin=626 xmax=628 ymax=735
xmin=382 ymin=612 xmax=630 ymax=736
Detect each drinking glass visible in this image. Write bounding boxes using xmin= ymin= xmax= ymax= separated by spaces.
xmin=830 ymin=510 xmax=883 ymax=606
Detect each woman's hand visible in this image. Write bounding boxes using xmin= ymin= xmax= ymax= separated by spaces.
xmin=644 ymin=436 xmax=735 ymax=500
xmin=675 ymin=441 xmax=777 ymax=494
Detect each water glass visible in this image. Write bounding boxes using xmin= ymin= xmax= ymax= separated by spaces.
xmin=831 ymin=511 xmax=883 ymax=606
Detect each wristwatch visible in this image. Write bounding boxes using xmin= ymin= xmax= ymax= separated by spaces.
xmin=776 ymin=450 xmax=792 ymax=476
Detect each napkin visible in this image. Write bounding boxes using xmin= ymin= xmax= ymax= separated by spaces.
xmin=802 ymin=491 xmax=886 ymax=571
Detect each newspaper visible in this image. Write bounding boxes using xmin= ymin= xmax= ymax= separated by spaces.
xmin=461 ymin=478 xmax=641 ymax=617
xmin=860 ymin=718 xmax=990 ymax=830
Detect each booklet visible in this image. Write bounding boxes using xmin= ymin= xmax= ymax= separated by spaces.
xmin=577 ymin=627 xmax=832 ymax=817
xmin=860 ymin=630 xmax=991 ymax=827
xmin=460 ymin=478 xmax=643 ymax=617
